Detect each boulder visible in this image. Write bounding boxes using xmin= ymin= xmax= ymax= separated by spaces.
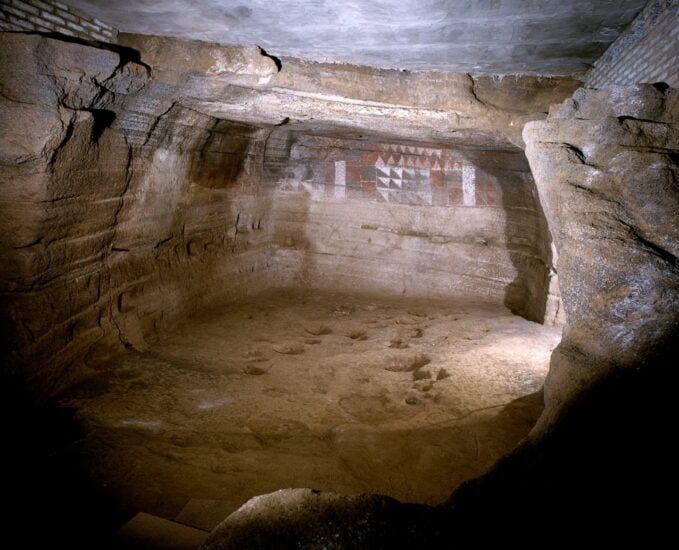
xmin=523 ymin=84 xmax=679 ymax=422
xmin=202 ymin=488 xmax=438 ymax=549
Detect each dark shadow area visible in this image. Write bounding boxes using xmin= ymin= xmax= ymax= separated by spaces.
xmin=189 ymin=120 xmax=263 ymax=189
xmin=86 ymin=109 xmax=116 ymax=143
xmin=1 ymin=372 xmax=129 ymax=549
xmin=258 ymin=46 xmax=282 ymax=72
xmin=442 ymin=349 xmax=676 ymax=544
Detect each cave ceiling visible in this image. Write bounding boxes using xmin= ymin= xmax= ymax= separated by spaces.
xmin=64 ymin=0 xmax=647 ymax=75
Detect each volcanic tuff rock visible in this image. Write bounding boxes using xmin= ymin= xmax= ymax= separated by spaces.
xmin=0 ymin=32 xmax=577 ymax=395
xmin=523 ymin=84 xmax=679 ymax=423
xmin=118 ymin=33 xmax=580 ymax=149
xmin=2 ymin=28 xmax=676 ymax=547
xmin=201 ymin=85 xmax=678 ymax=546
xmin=202 ymin=488 xmax=440 ymax=549
xmin=434 ymin=85 xmax=677 ymax=541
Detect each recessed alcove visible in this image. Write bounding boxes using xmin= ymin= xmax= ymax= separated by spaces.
xmin=48 ymin=122 xmax=564 ymax=531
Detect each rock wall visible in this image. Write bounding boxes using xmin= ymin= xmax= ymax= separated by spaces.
xmin=0 ymin=34 xmax=278 ymax=394
xmin=265 ymin=134 xmax=560 ymax=322
xmin=4 ymin=28 xmax=675 ymax=547
xmin=436 ymin=83 xmax=678 ymax=542
xmin=117 ymin=33 xmax=580 ymax=151
xmin=0 ymin=31 xmax=577 ymax=396
xmin=201 ymin=83 xmax=679 ymax=549
xmin=524 ymin=84 xmax=679 ymax=422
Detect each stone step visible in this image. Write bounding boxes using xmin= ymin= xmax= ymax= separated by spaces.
xmin=175 ymin=499 xmax=235 ymax=532
xmin=111 ymin=512 xmax=209 ymax=549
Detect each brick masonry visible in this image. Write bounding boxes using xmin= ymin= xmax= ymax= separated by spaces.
xmin=0 ymin=0 xmax=117 ymax=42
xmin=586 ymin=0 xmax=678 ymax=88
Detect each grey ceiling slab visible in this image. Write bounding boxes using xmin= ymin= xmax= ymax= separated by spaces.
xmin=63 ymin=0 xmax=648 ymax=74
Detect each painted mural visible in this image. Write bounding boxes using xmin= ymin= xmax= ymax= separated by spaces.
xmin=277 ymin=137 xmax=503 ymax=207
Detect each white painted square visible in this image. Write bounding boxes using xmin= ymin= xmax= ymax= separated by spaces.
xmin=462 ymin=164 xmax=476 ymax=206
xmin=334 ymin=160 xmax=346 ymax=199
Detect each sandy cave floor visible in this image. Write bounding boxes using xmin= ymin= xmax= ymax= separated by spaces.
xmin=59 ymin=289 xmax=562 ymax=530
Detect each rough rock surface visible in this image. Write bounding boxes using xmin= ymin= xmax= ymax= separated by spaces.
xmin=0 ymin=32 xmax=575 ymax=395
xmin=202 ymin=85 xmax=678 ymax=546
xmin=59 ymin=290 xmax=559 ymax=528
xmin=524 ymin=84 xmax=679 ymax=422
xmin=266 ymin=135 xmax=560 ymax=322
xmin=202 ymin=489 xmax=439 ymax=550
xmin=2 ymin=29 xmax=676 ymax=547
xmin=433 ymin=84 xmax=678 ymax=543
xmin=118 ymin=33 xmax=580 ymax=150
xmin=0 ymin=34 xmax=277 ymax=394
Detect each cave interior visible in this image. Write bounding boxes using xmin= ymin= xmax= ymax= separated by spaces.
xmin=0 ymin=0 xmax=677 ymax=548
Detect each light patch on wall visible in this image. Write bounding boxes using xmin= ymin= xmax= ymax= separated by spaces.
xmin=334 ymin=160 xmax=346 ymax=199
xmin=462 ymin=164 xmax=476 ymax=206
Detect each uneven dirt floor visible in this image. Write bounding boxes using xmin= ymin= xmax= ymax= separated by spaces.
xmin=59 ymin=289 xmax=562 ymax=530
